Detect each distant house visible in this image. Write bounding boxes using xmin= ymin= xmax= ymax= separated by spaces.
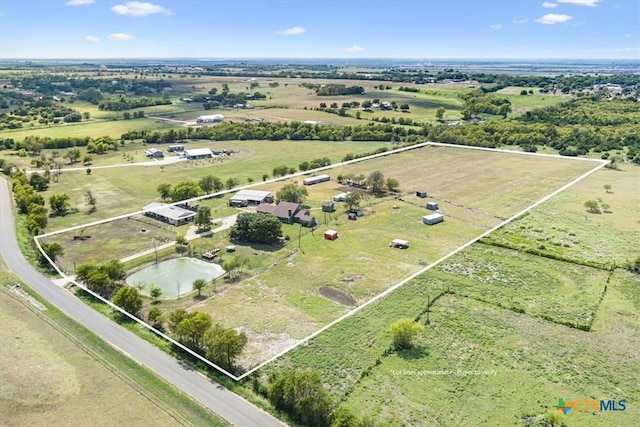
xmin=229 ymin=189 xmax=274 ymax=207
xmin=303 ymin=174 xmax=330 ymax=186
xmin=142 ymin=202 xmax=196 ymax=226
xmin=257 ymin=201 xmax=316 ymax=227
xmin=390 ymin=239 xmax=409 ymax=249
xmin=184 ymin=148 xmax=213 ymax=160
xmin=145 ymin=148 xmax=164 ymax=158
xmin=167 ymin=144 xmax=185 ymax=153
xmin=426 ymin=202 xmax=438 ymax=211
xmin=321 ymin=201 xmax=335 ymax=212
xmin=423 ymin=213 xmax=444 ymax=225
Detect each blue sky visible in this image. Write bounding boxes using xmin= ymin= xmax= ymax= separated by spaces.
xmin=0 ymin=0 xmax=638 ymax=59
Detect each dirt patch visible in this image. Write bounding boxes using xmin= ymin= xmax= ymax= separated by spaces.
xmin=10 ymin=284 xmax=46 ymax=311
xmin=236 ymin=327 xmax=299 ymax=370
xmin=319 ymin=286 xmax=356 ymax=306
xmin=341 ymin=274 xmax=363 ymax=283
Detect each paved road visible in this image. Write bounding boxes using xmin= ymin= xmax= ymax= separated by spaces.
xmin=0 ymin=177 xmax=284 ymax=427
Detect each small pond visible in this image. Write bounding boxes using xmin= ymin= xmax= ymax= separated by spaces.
xmin=125 ymin=257 xmax=225 ymax=298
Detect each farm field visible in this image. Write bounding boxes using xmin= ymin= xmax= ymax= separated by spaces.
xmin=483 ymin=164 xmax=640 ymax=267
xmin=70 ymin=145 xmax=596 ymax=370
xmin=36 ymin=139 xmax=391 ymax=231
xmin=263 ymin=160 xmax=639 ymax=426
xmin=0 ymin=271 xmax=228 ymax=427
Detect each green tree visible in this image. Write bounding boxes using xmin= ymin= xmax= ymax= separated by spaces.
xmin=584 ymin=200 xmax=601 ymax=213
xmin=385 ymin=177 xmax=400 ymax=192
xmin=344 ymin=192 xmax=362 ymax=211
xmin=194 ymin=205 xmax=212 ymax=230
xmin=193 ymin=278 xmax=206 ymax=296
xmin=65 ymin=147 xmax=82 ymax=164
xmin=276 ymin=183 xmax=308 ymax=204
xmin=40 ymin=242 xmax=64 ymax=266
xmin=150 ymin=285 xmax=162 ymax=302
xmin=390 ymin=318 xmax=425 ymax=349
xmin=49 ymin=193 xmax=71 ymax=214
xmin=168 ymin=308 xmax=187 ymax=333
xmin=230 ymin=212 xmax=282 ymax=244
xmin=157 ymin=183 xmax=172 ymax=200
xmin=203 ymin=324 xmax=248 ymax=370
xmin=225 ymin=177 xmax=240 ymax=189
xmin=170 ymin=180 xmax=204 ymax=202
xmin=175 ymin=311 xmax=212 ymax=350
xmin=603 ymin=184 xmax=612 ymax=193
xmin=198 ymin=175 xmax=219 ymax=193
xmin=112 ymin=286 xmax=143 ymax=316
xmin=331 ymin=406 xmax=363 ymax=427
xmin=367 ymin=171 xmax=385 ymax=194
xmin=29 ymin=172 xmax=49 ymax=191
xmin=268 ymin=370 xmax=333 ymax=426
xmin=436 ymin=107 xmax=446 ymax=120
xmin=147 ymin=306 xmax=164 ymax=327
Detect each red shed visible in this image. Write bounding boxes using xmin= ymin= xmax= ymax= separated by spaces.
xmin=324 ymin=229 xmax=339 ymax=241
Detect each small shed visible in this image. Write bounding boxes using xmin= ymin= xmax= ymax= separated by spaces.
xmin=390 ymin=239 xmax=410 ymax=249
xmin=322 ymin=201 xmax=335 ymax=212
xmin=324 ymin=229 xmax=339 ymax=241
xmin=416 ymin=191 xmax=427 ymax=198
xmin=145 ymin=148 xmax=164 ymax=158
xmin=423 ymin=213 xmax=444 ymax=225
xmin=426 ymin=202 xmax=439 ymax=211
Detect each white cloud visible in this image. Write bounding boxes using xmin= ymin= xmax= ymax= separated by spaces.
xmin=489 ymin=24 xmax=502 ymax=30
xmin=107 ymin=33 xmax=135 ymax=41
xmin=111 ymin=2 xmax=172 ymax=17
xmin=344 ymin=45 xmax=364 ymax=53
xmin=512 ymin=19 xmax=530 ymax=24
xmin=85 ymin=35 xmax=100 ymax=42
xmin=535 ymin=13 xmax=573 ymax=24
xmin=277 ymin=26 xmax=306 ymax=36
xmin=542 ymin=2 xmax=558 ymax=8
xmin=616 ymin=47 xmax=640 ymax=52
xmin=66 ymin=0 xmax=95 ymax=5
xmin=557 ymin=0 xmax=600 ymax=6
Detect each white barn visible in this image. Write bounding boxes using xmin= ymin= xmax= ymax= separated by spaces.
xmin=303 ymin=174 xmax=330 ymax=186
xmin=184 ymin=148 xmax=214 ymax=160
xmin=423 ymin=213 xmax=444 ymax=225
xmin=196 ymin=114 xmax=224 ymax=124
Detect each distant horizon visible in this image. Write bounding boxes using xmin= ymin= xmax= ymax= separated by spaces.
xmin=1 ymin=1 xmax=638 ymax=60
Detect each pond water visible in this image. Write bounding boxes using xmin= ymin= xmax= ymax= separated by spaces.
xmin=125 ymin=257 xmax=225 ymax=298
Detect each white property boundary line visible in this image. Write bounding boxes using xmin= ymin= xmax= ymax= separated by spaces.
xmin=34 ymin=142 xmax=608 ymax=381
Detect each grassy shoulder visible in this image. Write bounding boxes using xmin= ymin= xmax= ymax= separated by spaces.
xmin=0 ymin=260 xmax=229 ymax=427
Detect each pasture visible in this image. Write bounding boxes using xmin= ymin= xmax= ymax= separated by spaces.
xmin=0 ymin=267 xmax=228 ymax=427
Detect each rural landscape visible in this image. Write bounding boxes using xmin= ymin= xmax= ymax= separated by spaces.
xmin=1 ymin=1 xmax=639 ymax=426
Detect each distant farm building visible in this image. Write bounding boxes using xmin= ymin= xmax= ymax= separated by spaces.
xmin=167 ymin=144 xmax=185 ymax=153
xmin=229 ymin=190 xmax=274 ymax=207
xmin=390 ymin=239 xmax=409 ymax=249
xmin=142 ymin=202 xmax=196 ymax=226
xmin=145 ymin=148 xmax=164 ymax=158
xmin=303 ymin=174 xmax=330 ymax=186
xmin=333 ymin=192 xmax=350 ymax=202
xmin=196 ymin=114 xmax=224 ymax=124
xmin=257 ymin=201 xmax=316 ymax=227
xmin=416 ymin=191 xmax=427 ymax=198
xmin=324 ymin=230 xmax=339 ymax=241
xmin=321 ymin=201 xmax=335 ymax=212
xmin=184 ymin=148 xmax=213 ymax=160
xmin=423 ymin=213 xmax=444 ymax=225
xmin=426 ymin=202 xmax=439 ymax=210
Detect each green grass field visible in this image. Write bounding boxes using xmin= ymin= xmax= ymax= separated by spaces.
xmin=0 ymin=260 xmax=228 ymax=427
